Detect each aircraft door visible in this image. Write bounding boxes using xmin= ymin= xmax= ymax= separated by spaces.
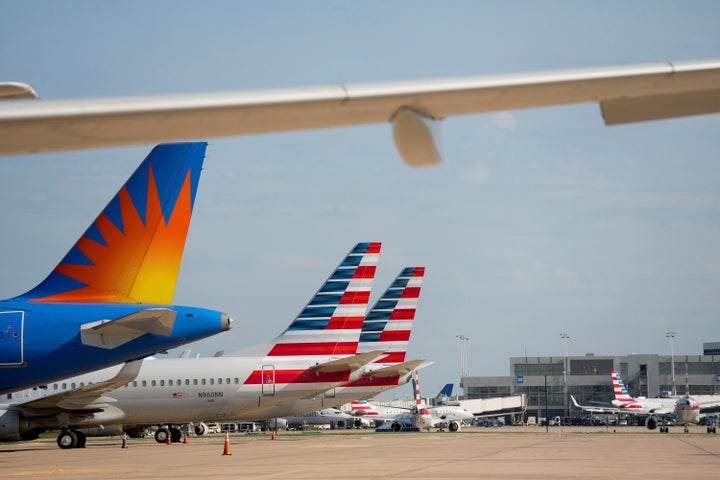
xmin=0 ymin=311 xmax=23 ymax=366
xmin=261 ymin=365 xmax=275 ymax=396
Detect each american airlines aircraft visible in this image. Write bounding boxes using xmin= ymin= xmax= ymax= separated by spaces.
xmin=226 ymin=266 xmax=428 ymax=423
xmin=1 ymin=59 xmax=719 ymax=167
xmin=0 ymin=242 xmax=382 ymax=448
xmin=0 ymin=142 xmax=231 ymax=395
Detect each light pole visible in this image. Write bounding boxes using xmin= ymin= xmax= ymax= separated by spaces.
xmin=666 ymin=331 xmax=676 ymax=396
xmin=456 ymin=335 xmax=469 ymax=378
xmin=560 ymin=333 xmax=570 ymax=419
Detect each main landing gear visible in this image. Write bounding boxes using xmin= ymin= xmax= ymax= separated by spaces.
xmin=57 ymin=429 xmax=87 ymax=449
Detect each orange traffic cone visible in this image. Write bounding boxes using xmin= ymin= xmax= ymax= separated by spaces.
xmin=271 ymin=430 xmax=276 ymax=440
xmin=166 ymin=432 xmax=172 ymax=445
xmin=222 ymin=432 xmax=232 ymax=455
xmin=183 ymin=433 xmax=189 ymax=444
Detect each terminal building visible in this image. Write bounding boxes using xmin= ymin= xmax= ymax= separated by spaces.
xmin=460 ymin=342 xmax=720 ymax=421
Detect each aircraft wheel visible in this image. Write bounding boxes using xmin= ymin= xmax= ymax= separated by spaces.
xmin=57 ymin=430 xmax=78 ymax=449
xmin=449 ymin=421 xmax=459 ymax=432
xmin=154 ymin=428 xmax=170 ymax=444
xmin=392 ymin=423 xmax=401 ymax=432
xmin=75 ymin=431 xmax=87 ymax=448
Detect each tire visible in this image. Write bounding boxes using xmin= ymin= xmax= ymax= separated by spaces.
xmin=449 ymin=421 xmax=460 ymax=432
xmin=57 ymin=430 xmax=78 ymax=449
xmin=154 ymin=428 xmax=170 ymax=444
xmin=170 ymin=427 xmax=182 ymax=443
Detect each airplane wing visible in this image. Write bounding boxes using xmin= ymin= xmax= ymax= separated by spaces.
xmin=364 ymin=359 xmax=426 ymax=379
xmin=309 ymin=350 xmax=384 ymax=374
xmin=80 ymin=308 xmax=177 ymax=349
xmin=1 ymin=59 xmax=719 ymax=166
xmin=9 ymin=360 xmax=142 ymax=416
xmin=570 ymin=395 xmax=625 ymax=414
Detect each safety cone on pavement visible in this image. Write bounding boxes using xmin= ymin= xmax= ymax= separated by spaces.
xmin=183 ymin=433 xmax=189 ymax=444
xmin=222 ymin=432 xmax=232 ymax=455
xmin=166 ymin=432 xmax=172 ymax=445
xmin=271 ymin=430 xmax=276 ymax=440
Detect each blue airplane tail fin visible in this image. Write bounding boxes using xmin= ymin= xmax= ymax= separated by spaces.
xmin=16 ymin=142 xmax=207 ymax=304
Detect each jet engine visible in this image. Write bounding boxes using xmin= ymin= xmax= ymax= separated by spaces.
xmin=645 ymin=416 xmax=658 ymax=430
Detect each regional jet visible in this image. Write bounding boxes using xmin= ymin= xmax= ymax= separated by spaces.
xmin=1 ymin=59 xmax=719 ymax=166
xmin=0 ymin=142 xmax=231 ymax=395
xmin=0 ymin=243 xmax=382 ymax=448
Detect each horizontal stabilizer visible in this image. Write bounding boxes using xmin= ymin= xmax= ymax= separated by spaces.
xmin=366 ymin=359 xmax=426 ymax=379
xmin=80 ymin=309 xmax=177 ymax=349
xmin=310 ymin=350 xmax=384 ymax=374
xmin=15 ymin=359 xmax=142 ymax=415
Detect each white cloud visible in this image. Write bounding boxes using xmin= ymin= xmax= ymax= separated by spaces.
xmin=491 ymin=111 xmax=518 ymax=131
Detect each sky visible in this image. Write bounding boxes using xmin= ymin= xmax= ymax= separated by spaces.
xmin=1 ymin=1 xmax=719 ymax=399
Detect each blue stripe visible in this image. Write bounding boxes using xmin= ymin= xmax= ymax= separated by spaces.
xmin=330 ymin=268 xmax=356 ymax=280
xmin=288 ymin=319 xmax=331 ymax=330
xmin=340 ymin=255 xmax=362 ymax=267
xmin=309 ymin=294 xmax=342 ymax=306
xmin=380 ymin=289 xmax=403 ymax=299
xmin=318 ymin=281 xmax=349 ymax=293
xmin=351 ymin=242 xmax=371 ymax=254
xmin=400 ymin=267 xmax=416 ymax=276
xmin=297 ymin=306 xmax=336 ymax=318
xmin=360 ymin=332 xmax=382 ymax=342
xmin=373 ymin=300 xmax=398 ymax=310
xmin=366 ymin=311 xmax=392 ymax=321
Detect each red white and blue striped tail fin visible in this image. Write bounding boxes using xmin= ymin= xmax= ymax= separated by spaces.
xmin=357 ymin=266 xmax=425 ymax=366
xmin=264 ymin=242 xmax=381 ymax=359
xmin=612 ymin=370 xmax=635 ymax=404
xmin=350 ymin=400 xmax=381 ymax=418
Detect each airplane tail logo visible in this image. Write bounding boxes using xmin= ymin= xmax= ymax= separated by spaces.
xmin=612 ymin=370 xmax=635 ymax=404
xmin=17 ymin=143 xmax=207 ymax=305
xmin=350 ymin=400 xmax=380 ymax=417
xmin=265 ymin=242 xmax=381 ymax=358
xmin=358 ymin=266 xmax=425 ymax=365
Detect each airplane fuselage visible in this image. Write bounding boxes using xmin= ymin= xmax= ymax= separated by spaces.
xmin=0 ymin=302 xmax=229 ymax=395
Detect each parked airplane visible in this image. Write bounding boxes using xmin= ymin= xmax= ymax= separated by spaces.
xmin=0 ymin=142 xmax=231 ymax=395
xmin=2 ymin=59 xmax=719 ymax=166
xmin=235 ymin=266 xmax=428 ymax=422
xmin=371 ymin=375 xmax=474 ymax=432
xmin=265 ymin=408 xmax=352 ymax=431
xmin=0 ymin=242 xmax=381 ymax=448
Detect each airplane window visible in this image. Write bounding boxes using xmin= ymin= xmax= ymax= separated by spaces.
xmin=218 ymin=378 xmax=223 ymax=385
xmin=53 ymin=384 xmax=58 ymax=390
xmin=177 ymin=379 xmax=181 ymax=385
xmin=160 ymin=380 xmax=165 ymax=386
xmin=71 ymin=383 xmax=76 ymax=389
xmin=151 ymin=380 xmax=157 ymax=387
xmin=142 ymin=380 xmax=147 ymax=387
xmin=226 ymin=378 xmax=230 ymax=384
xmin=133 ymin=381 xmax=137 ymax=387
xmin=210 ymin=378 xmax=214 ymax=385
xmin=201 ymin=379 xmax=206 ymax=385
xmin=168 ymin=380 xmax=173 ymax=386
xmin=193 ymin=379 xmax=198 ymax=385
xmin=62 ymin=383 xmax=66 ymax=389
xmin=79 ymin=382 xmax=84 ymax=387
xmin=185 ymin=379 xmax=189 ymax=386
xmin=234 ymin=378 xmax=239 ymax=384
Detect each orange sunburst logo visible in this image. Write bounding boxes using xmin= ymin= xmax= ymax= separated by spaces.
xmin=32 ymin=165 xmax=194 ymax=304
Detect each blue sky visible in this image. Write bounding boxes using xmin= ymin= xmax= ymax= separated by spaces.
xmin=2 ymin=1 xmax=719 ymax=398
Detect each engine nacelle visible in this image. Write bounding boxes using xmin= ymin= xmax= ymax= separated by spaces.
xmin=268 ymin=418 xmax=288 ymax=430
xmin=0 ymin=409 xmax=23 ymax=442
xmin=645 ymin=416 xmax=658 ymax=430
xmin=194 ymin=422 xmax=208 ymax=436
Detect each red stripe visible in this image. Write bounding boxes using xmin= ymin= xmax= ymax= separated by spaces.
xmin=267 ymin=342 xmax=357 ymax=356
xmin=366 ymin=242 xmax=382 ymax=254
xmin=354 ymin=265 xmax=376 ymax=279
xmin=346 ymin=375 xmax=401 ymax=387
xmin=378 ymin=330 xmax=411 ymax=342
xmin=339 ymin=291 xmax=370 ymax=304
xmin=401 ymin=287 xmax=421 ymax=298
xmin=390 ymin=309 xmax=415 ymax=320
xmin=326 ymin=316 xmax=364 ymax=330
xmin=244 ymin=369 xmax=351 ymax=385
xmin=373 ymin=351 xmax=406 ymax=363
xmin=412 ymin=267 xmax=425 ymax=277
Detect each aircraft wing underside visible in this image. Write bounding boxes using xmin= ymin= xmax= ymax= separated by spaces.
xmin=1 ymin=59 xmax=719 ymax=166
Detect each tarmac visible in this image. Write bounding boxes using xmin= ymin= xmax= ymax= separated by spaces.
xmin=0 ymin=426 xmax=718 ymax=479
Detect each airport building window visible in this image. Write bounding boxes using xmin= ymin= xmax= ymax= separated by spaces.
xmin=569 ymin=359 xmax=613 ymax=375
xmin=514 ymin=363 xmax=563 ymax=377
xmin=659 ymin=361 xmax=720 ymax=375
